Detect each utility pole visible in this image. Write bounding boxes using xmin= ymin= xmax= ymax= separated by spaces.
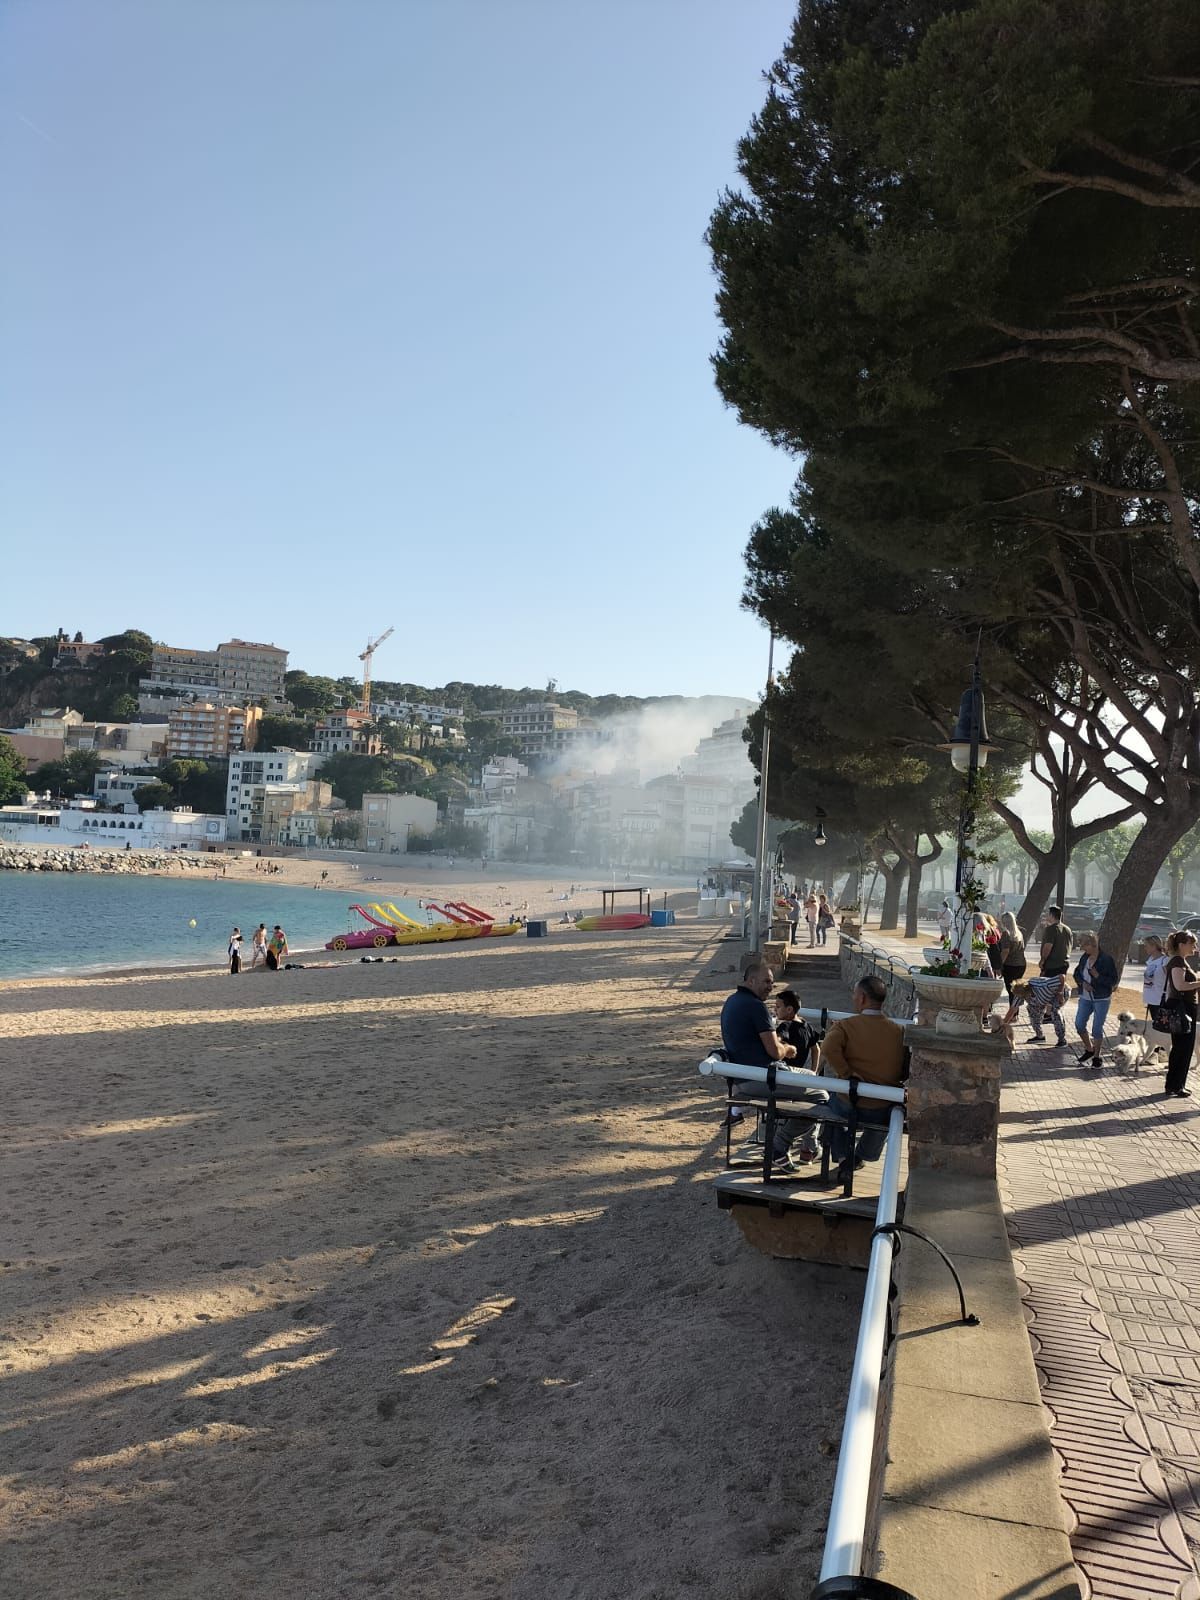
xmin=751 ymin=634 xmax=776 ymax=949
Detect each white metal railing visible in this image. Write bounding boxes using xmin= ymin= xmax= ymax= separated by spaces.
xmin=818 ymin=1102 xmax=905 ymax=1587
xmin=698 ymin=1054 xmax=908 ymax=1594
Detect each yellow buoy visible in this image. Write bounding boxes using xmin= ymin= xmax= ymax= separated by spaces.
xmin=188 ymin=918 xmax=197 ymax=927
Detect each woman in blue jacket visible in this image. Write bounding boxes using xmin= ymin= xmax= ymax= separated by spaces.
xmin=1073 ymin=932 xmax=1119 ymax=1068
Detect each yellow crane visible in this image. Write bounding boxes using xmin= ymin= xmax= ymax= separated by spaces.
xmin=359 ymin=626 xmax=394 ymax=716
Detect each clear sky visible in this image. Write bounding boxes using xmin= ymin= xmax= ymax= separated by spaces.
xmin=1 ymin=0 xmax=799 ymax=699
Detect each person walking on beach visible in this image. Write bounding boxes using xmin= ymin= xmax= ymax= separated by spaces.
xmin=266 ymin=925 xmax=288 ymax=971
xmin=1161 ymin=931 xmax=1200 ymax=1098
xmin=804 ymin=892 xmax=819 ymax=947
xmin=228 ymin=927 xmax=243 ymax=975
xmin=1072 ymin=932 xmax=1119 ymax=1068
xmin=250 ymin=924 xmax=268 ymax=968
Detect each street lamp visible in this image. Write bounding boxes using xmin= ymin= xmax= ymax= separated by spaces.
xmin=814 ymin=807 xmax=828 ymax=848
xmin=938 ymin=637 xmax=998 ymax=974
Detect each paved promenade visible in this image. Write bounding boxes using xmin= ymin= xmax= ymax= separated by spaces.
xmin=848 ymin=926 xmax=1200 ymax=1592
xmin=1002 ymin=1041 xmax=1200 ymax=1599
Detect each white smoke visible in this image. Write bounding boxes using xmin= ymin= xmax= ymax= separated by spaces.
xmin=551 ymin=696 xmax=757 ymax=783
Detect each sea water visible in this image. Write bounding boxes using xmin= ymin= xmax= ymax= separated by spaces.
xmin=0 ymin=873 xmax=360 ymax=979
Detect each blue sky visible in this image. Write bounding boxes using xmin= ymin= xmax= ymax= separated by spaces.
xmin=1 ymin=0 xmax=799 ymax=699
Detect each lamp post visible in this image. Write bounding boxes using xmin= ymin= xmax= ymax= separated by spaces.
xmin=750 ymin=633 xmax=776 ymax=948
xmin=940 ymin=638 xmax=999 ymax=975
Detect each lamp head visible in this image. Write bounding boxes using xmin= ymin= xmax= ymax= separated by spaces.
xmin=940 ymin=686 xmax=999 ymax=772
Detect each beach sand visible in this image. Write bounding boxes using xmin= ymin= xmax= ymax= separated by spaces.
xmin=0 ymin=920 xmax=858 ymax=1598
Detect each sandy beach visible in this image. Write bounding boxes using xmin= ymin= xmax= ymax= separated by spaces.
xmin=0 ymin=918 xmax=857 ymax=1598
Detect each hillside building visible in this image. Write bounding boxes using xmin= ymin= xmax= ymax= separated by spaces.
xmin=139 ymin=638 xmax=288 ymax=714
xmin=166 ymin=703 xmax=260 ymax=760
xmin=361 ymin=792 xmax=439 ymax=853
xmin=310 ymin=709 xmax=381 ymax=757
xmin=225 ymin=749 xmax=326 ymax=842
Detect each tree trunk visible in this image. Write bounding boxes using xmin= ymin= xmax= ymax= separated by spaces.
xmin=878 ymin=860 xmax=907 ymax=931
xmin=1101 ymin=809 xmax=1200 ymax=964
xmin=1015 ymin=856 xmax=1056 ymax=940
xmin=904 ymin=859 xmax=923 ymax=939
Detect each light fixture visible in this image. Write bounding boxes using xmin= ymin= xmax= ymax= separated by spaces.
xmin=814 ymin=807 xmax=828 ymax=847
xmin=940 ymin=686 xmax=1000 ymax=773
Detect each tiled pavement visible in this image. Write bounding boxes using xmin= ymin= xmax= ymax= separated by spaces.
xmin=1002 ymin=1041 xmax=1200 ymax=1599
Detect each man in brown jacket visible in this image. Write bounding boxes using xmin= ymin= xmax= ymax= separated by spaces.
xmin=820 ymin=975 xmax=906 ymax=1180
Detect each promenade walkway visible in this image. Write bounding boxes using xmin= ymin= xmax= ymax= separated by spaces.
xmin=859 ymin=926 xmax=1200 ymax=1596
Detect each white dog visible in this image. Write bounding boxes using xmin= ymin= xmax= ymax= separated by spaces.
xmin=1111 ymin=1012 xmax=1166 ymax=1074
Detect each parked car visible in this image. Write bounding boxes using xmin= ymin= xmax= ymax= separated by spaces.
xmin=1129 ymin=911 xmax=1176 ymax=964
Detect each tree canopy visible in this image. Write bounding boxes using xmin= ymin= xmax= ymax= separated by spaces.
xmin=709 ymin=0 xmax=1200 ymax=955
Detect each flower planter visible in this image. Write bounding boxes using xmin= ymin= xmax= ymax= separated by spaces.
xmin=840 ymin=917 xmax=862 ymax=938
xmin=912 ymin=972 xmax=1004 ymax=1037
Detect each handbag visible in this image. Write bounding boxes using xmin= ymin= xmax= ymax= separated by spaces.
xmin=1153 ymin=1001 xmax=1193 ymax=1037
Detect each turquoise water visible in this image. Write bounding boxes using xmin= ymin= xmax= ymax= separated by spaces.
xmin=0 ymin=873 xmax=363 ymax=979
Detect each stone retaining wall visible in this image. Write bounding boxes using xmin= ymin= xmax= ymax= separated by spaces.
xmin=838 ymin=934 xmax=917 ymax=1019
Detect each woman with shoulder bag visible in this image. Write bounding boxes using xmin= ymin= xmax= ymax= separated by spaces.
xmin=998 ymin=911 xmax=1027 ymax=1000
xmin=1159 ymin=930 xmax=1200 ymax=1098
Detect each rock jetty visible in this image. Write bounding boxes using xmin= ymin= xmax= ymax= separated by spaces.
xmin=0 ymin=843 xmax=211 ymax=875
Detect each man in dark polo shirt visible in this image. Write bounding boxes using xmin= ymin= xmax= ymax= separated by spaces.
xmin=721 ymin=960 xmax=819 ymax=1171
xmin=1040 ymin=906 xmax=1073 ymax=979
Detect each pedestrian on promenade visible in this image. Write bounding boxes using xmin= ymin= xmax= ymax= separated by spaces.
xmin=1143 ymin=935 xmax=1170 ymax=1049
xmin=998 ymin=912 xmax=1027 ymax=999
xmin=1039 ymin=905 xmax=1073 ymax=979
xmin=804 ymin=892 xmax=819 ymax=947
xmin=228 ymin=927 xmax=242 ymax=975
xmin=1072 ymin=932 xmax=1119 ymax=1068
xmin=786 ymin=890 xmax=801 ymax=943
xmin=1161 ymin=931 xmax=1200 ymax=1098
xmin=816 ymin=892 xmax=835 ymax=946
xmin=937 ymin=899 xmax=953 ymax=940
xmin=1009 ymin=975 xmax=1068 ymax=1045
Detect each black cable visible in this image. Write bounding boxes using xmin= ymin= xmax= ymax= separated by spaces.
xmin=871 ymin=1222 xmax=980 ymax=1327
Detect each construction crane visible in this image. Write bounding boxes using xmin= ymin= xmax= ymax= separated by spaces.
xmin=359 ymin=626 xmax=394 ymax=716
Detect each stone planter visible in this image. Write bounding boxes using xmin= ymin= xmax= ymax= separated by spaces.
xmin=911 ymin=972 xmax=1004 ymax=1037
xmin=840 ymin=917 xmax=862 ymax=938
xmin=923 ymin=945 xmax=947 ymax=966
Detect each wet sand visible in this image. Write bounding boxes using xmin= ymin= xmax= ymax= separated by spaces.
xmin=0 ymin=920 xmax=857 ymax=1599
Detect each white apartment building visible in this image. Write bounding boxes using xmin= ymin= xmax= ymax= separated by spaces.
xmin=685 ymin=712 xmax=756 ymax=793
xmin=372 ymin=699 xmax=465 ymax=724
xmin=226 ymin=749 xmax=325 ymax=841
xmin=645 ymin=771 xmax=743 ymax=870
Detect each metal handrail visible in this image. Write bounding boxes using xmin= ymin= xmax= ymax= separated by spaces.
xmin=697 ymin=1059 xmax=904 ymax=1104
xmin=817 ymin=1104 xmax=905 ymax=1587
xmin=698 ymin=1053 xmax=910 ymax=1594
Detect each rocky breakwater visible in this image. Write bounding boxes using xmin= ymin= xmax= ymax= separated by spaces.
xmin=0 ymin=844 xmax=211 ymax=875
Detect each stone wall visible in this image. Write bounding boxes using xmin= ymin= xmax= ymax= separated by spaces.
xmin=838 ymin=934 xmax=917 ymax=1020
